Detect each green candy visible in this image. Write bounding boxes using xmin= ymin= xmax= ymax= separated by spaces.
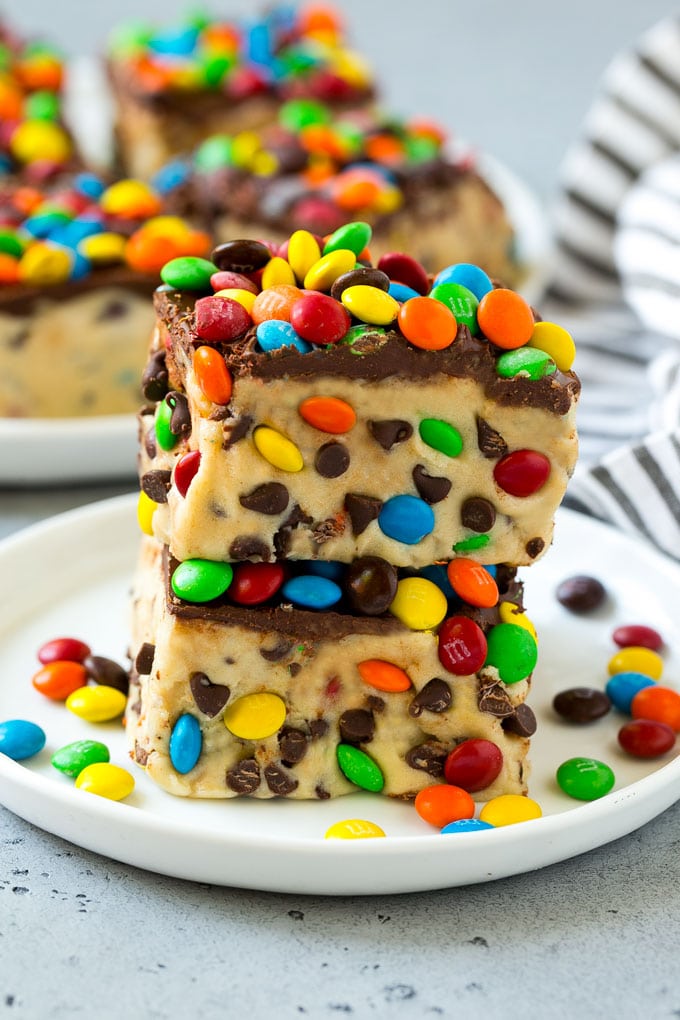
xmin=25 ymin=91 xmax=60 ymax=122
xmin=430 ymin=282 xmax=479 ymax=333
xmin=405 ymin=135 xmax=440 ymax=163
xmin=496 ymin=347 xmax=557 ymax=380
xmin=453 ymin=534 xmax=490 ymax=553
xmin=108 ymin=21 xmax=153 ymax=57
xmin=556 ymin=757 xmax=615 ymax=801
xmin=484 ymin=623 xmax=537 ymax=685
xmin=419 ymin=418 xmax=463 ymax=458
xmin=160 ymin=256 xmax=218 ymax=291
xmin=194 ymin=135 xmax=234 ymax=171
xmin=279 ymin=98 xmax=331 ymax=132
xmin=172 ymin=558 xmax=234 ymax=603
xmin=155 ymin=397 xmax=178 ymax=452
xmin=0 ymin=230 xmax=25 ymax=258
xmin=341 ymin=325 xmax=385 ymax=346
xmin=336 ymin=744 xmax=384 ymax=792
xmin=51 ymin=740 xmax=110 ymax=778
xmin=201 ymin=54 xmax=234 ymax=88
xmin=323 ymin=221 xmax=372 ymax=258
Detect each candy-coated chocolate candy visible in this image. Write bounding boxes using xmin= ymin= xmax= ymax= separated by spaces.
xmin=414 ymin=784 xmax=475 ymax=828
xmin=38 ymin=636 xmax=90 ymax=665
xmin=287 ymin=229 xmax=321 ymax=281
xmin=253 ymin=426 xmax=304 ymax=471
xmin=79 ymin=232 xmax=126 ymax=264
xmin=19 ymin=242 xmax=72 ymax=285
xmin=477 ymin=288 xmax=534 ymax=349
xmin=65 ymin=685 xmax=127 ymax=723
xmin=210 ymin=270 xmax=258 ymax=294
xmin=612 ymin=624 xmax=663 ymax=651
xmin=556 ymin=575 xmax=607 ymax=613
xmin=174 ymin=450 xmax=201 ymax=497
xmin=282 ymin=575 xmax=342 ymax=610
xmin=299 ymin=395 xmax=356 ymax=433
xmin=211 ymin=238 xmax=271 ymax=274
xmin=256 ymin=319 xmax=311 ymax=353
xmin=357 ymin=659 xmax=412 ymax=693
xmin=447 ymin=559 xmax=499 ymax=608
xmin=631 ymin=686 xmax=680 ymax=731
xmin=100 ymin=179 xmax=161 ymax=217
xmin=388 ymin=281 xmax=420 ymax=302
xmin=444 ymin=739 xmax=503 ymax=792
xmin=556 ymin=757 xmax=615 ymax=800
xmin=0 ymin=230 xmax=25 ymax=258
xmin=323 ymin=221 xmax=372 ymax=257
xmin=261 ymin=256 xmax=297 ymax=289
xmin=336 ymin=743 xmax=384 ymax=792
xmin=605 ymin=672 xmax=656 ymax=713
xmin=303 ymin=248 xmax=356 ymax=290
xmin=32 ymin=660 xmax=87 ymax=701
xmin=161 ymin=255 xmax=217 ymax=291
xmin=496 ymin=347 xmax=556 ymax=380
xmin=484 ymin=623 xmax=537 ymax=685
xmin=618 ymin=719 xmax=676 ymax=758
xmin=441 ymin=818 xmax=494 ymax=834
xmin=11 ymin=119 xmax=71 ymax=164
xmin=389 ymin=577 xmax=447 ymax=631
xmin=230 ymin=562 xmax=285 ymax=605
xmin=171 ymin=558 xmax=234 ymax=602
xmin=341 ymin=284 xmax=400 ymax=325
xmin=378 ymin=494 xmax=435 ymax=545
xmin=608 ymin=646 xmax=663 ymax=680
xmin=84 ymin=655 xmax=129 ymax=695
xmin=51 ymin=739 xmax=110 ymax=778
xmin=195 ymin=294 xmax=252 ymax=340
xmin=377 ymin=251 xmax=429 ymax=295
xmin=193 ymin=346 xmax=233 ymax=405
xmin=419 ymin=418 xmax=463 ymax=457
xmin=438 ymin=616 xmax=487 ymax=675
xmin=528 ymin=320 xmax=576 ymax=372
xmin=305 ymin=561 xmax=345 ymax=581
xmin=553 ymin=687 xmax=612 ymax=724
xmin=75 ymin=762 xmax=135 ymax=801
xmin=430 ymin=282 xmax=479 ymax=333
xmin=137 ymin=490 xmax=157 ymax=536
xmin=479 ymin=794 xmax=542 ymax=826
xmin=169 ymin=713 xmax=202 ymax=774
xmin=433 ymin=262 xmax=493 ymax=300
xmin=290 ymin=291 xmax=350 ymax=344
xmin=493 ymin=450 xmax=550 ymax=497
xmin=397 ymin=296 xmax=457 ymax=350
xmin=0 ymin=719 xmax=46 ymax=761
xmin=325 ymin=819 xmax=385 ymax=839
xmin=346 ymin=556 xmax=398 ymax=615
xmin=223 ymin=692 xmax=286 ymax=740
xmin=330 ymin=267 xmax=389 ymax=300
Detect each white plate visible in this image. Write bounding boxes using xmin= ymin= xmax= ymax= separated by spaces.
xmin=0 ymin=495 xmax=678 ymax=895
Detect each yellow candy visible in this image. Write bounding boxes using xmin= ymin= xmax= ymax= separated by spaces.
xmin=608 ymin=646 xmax=663 ymax=680
xmin=253 ymin=426 xmax=304 ymax=472
xmin=100 ymin=179 xmax=160 ymax=217
xmin=252 ymin=151 xmax=279 ymax=176
xmin=223 ymin=692 xmax=287 ymax=740
xmin=141 ymin=215 xmax=192 ymax=240
xmin=65 ymin=685 xmax=127 ymax=723
xmin=261 ymin=256 xmax=297 ymax=288
xmin=479 ymin=794 xmax=542 ymax=827
xmin=137 ymin=490 xmax=157 ymax=536
xmin=389 ymin=578 xmax=447 ymax=631
xmin=529 ymin=321 xmax=576 ymax=372
xmin=329 ymin=50 xmax=372 ymax=88
xmin=372 ymin=186 xmax=403 ymax=216
xmin=325 ymin=819 xmax=386 ymax=840
xmin=499 ymin=601 xmax=537 ymax=642
xmin=231 ymin=130 xmax=262 ymax=168
xmin=341 ymin=285 xmax=400 ymax=325
xmin=214 ymin=287 xmax=257 ymax=314
xmin=10 ymin=120 xmax=71 ymax=164
xmin=75 ymin=763 xmax=135 ymax=801
xmin=287 ymin=229 xmax=321 ymax=282
xmin=18 ymin=242 xmax=71 ymax=285
xmin=78 ymin=232 xmax=127 ymax=264
xmin=304 ymin=248 xmax=356 ymax=291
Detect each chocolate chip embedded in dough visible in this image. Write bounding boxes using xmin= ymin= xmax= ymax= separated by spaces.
xmin=477 ymin=682 xmax=515 ymax=718
xmin=461 ymin=496 xmax=496 ymax=533
xmin=223 ymin=414 xmax=253 ymax=448
xmin=83 ymin=655 xmax=129 ymax=695
xmin=142 ymin=350 xmax=169 ymax=402
xmin=264 ymin=763 xmax=299 ymax=796
xmin=278 ymin=727 xmax=308 ymax=764
xmin=346 ymin=556 xmax=398 ymax=615
xmin=412 ymin=465 xmax=452 ymax=504
xmin=134 ymin=742 xmax=149 ymax=765
xmin=227 ymin=758 xmax=261 ymax=794
xmin=97 ymin=298 xmax=129 ymax=322
xmin=408 ymin=678 xmax=452 ymax=717
xmin=476 ymin=417 xmax=507 ymax=459
xmin=273 ymin=504 xmax=314 ymax=557
xmin=228 ymin=536 xmax=272 ymax=561
xmin=405 ymin=740 xmax=449 ymax=777
xmin=344 ymin=493 xmax=383 ymax=535
xmin=141 ymin=469 xmax=172 ymax=503
xmin=366 ymin=695 xmax=386 ymax=714
xmin=239 ymin=482 xmax=290 ymax=515
xmin=315 ymin=442 xmax=350 ymax=478
xmin=502 ymin=703 xmax=537 ymax=737
xmin=368 ymin=419 xmax=414 ymax=451
xmin=134 ymin=642 xmax=155 ymax=675
xmin=309 ymin=719 xmax=329 ymax=740
xmin=189 ymin=671 xmax=230 ymax=717
xmin=312 ymin=516 xmax=345 ymax=544
xmin=144 ymin=425 xmax=157 ymax=459
xmin=315 ymin=784 xmax=331 ymax=799
xmin=526 ymin=537 xmax=545 ymax=559
xmin=166 ymin=392 xmax=191 ymax=438
xmin=339 ymin=708 xmax=375 ymax=744
xmin=260 ymin=637 xmax=294 ymax=662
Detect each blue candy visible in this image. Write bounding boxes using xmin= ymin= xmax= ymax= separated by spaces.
xmin=50 ymin=217 xmax=102 ymax=249
xmin=378 ymin=495 xmax=435 ymax=545
xmin=388 ymin=281 xmax=420 ymax=303
xmin=256 ymin=319 xmax=311 ymax=354
xmin=23 ymin=211 xmax=69 ymax=239
xmin=0 ymin=719 xmax=46 ymax=761
xmin=282 ymin=575 xmax=342 ymax=610
xmin=302 ymin=560 xmax=345 ymax=581
xmin=152 ymin=159 xmax=191 ymax=194
xmin=169 ymin=714 xmax=202 ymax=774
xmin=247 ymin=21 xmax=273 ymax=66
xmin=441 ymin=818 xmax=494 ymax=834
xmin=149 ymin=27 xmax=199 ymax=56
xmin=73 ymin=172 xmax=105 ymax=199
xmin=433 ymin=262 xmax=493 ymax=300
xmin=606 ymin=672 xmax=656 ymax=714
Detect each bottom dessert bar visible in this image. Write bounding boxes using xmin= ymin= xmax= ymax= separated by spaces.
xmin=127 ymin=538 xmax=536 ymax=801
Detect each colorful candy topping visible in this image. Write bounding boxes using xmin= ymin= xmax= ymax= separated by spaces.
xmin=0 ymin=718 xmax=46 ymax=760
xmin=325 ymin=819 xmax=386 ymax=839
xmin=556 ymin=757 xmax=615 ymax=801
xmin=75 ymin=762 xmax=135 ymax=801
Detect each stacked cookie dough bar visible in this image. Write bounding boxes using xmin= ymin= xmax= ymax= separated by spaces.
xmin=127 ymin=222 xmax=580 ymax=802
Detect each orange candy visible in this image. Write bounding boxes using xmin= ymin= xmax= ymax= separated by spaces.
xmin=477 ymin=288 xmax=535 ymax=350
xmin=300 ymin=125 xmax=347 ymax=160
xmin=0 ymin=81 xmax=23 ymax=121
xmin=365 ymin=134 xmax=404 ymax=165
xmin=631 ymin=686 xmax=680 ymax=732
xmin=32 ymin=661 xmax=87 ymax=701
xmin=125 ymin=232 xmax=177 ymax=273
xmin=446 ymin=558 xmax=499 ymax=608
xmin=13 ymin=186 xmax=43 ymax=216
xmin=298 ymin=396 xmax=356 ymax=434
xmin=398 ymin=296 xmax=457 ymax=351
xmin=334 ymin=176 xmax=381 ymax=211
xmin=252 ymin=284 xmax=302 ymax=324
xmin=357 ymin=659 xmax=412 ymax=693
xmin=414 ymin=784 xmax=475 ymax=828
xmin=0 ymin=253 xmax=20 ymax=284
xmin=193 ymin=346 xmax=233 ymax=405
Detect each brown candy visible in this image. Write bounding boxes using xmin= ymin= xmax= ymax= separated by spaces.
xmin=556 ymin=575 xmax=607 ymax=613
xmin=190 ymin=672 xmax=230 ymax=717
xmin=84 ymin=655 xmax=129 ymax=695
xmin=239 ymin=482 xmax=289 ymax=515
xmin=315 ymin=442 xmax=350 ymax=478
xmin=553 ymin=687 xmax=612 ymax=724
xmin=330 ymin=268 xmax=390 ymax=301
xmin=212 ymin=239 xmax=271 ymax=274
xmin=345 ymin=556 xmax=398 ymax=615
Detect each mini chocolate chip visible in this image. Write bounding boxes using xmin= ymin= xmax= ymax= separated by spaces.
xmin=141 ymin=469 xmax=172 ymax=503
xmin=134 ymin=642 xmax=155 ymax=675
xmin=553 ymin=687 xmax=612 ymax=724
xmin=556 ymin=575 xmax=607 ymax=613
xmin=264 ymin=763 xmax=298 ymax=796
xmin=260 ymin=638 xmax=294 ymax=662
xmin=477 ymin=682 xmax=515 ymax=717
xmin=502 ymin=703 xmax=537 ymax=737
xmin=229 ymin=536 xmax=272 ymax=561
xmin=288 ymin=662 xmax=302 ymax=677
xmin=339 ymin=709 xmax=375 ymax=744
xmin=278 ymin=728 xmax=308 ymax=764
xmin=476 ymin=417 xmax=507 ymax=458
xmin=223 ymin=414 xmax=253 ymax=448
xmin=212 ymin=239 xmax=272 ymax=273
xmin=368 ymin=419 xmax=414 ymax=451
xmin=309 ymin=718 xmax=329 ymax=739
xmin=315 ymin=442 xmax=350 ymax=478
xmin=412 ymin=465 xmax=452 ymax=504
xmin=142 ymin=351 xmax=169 ymax=402
xmin=134 ymin=742 xmax=149 ymax=765
xmin=345 ymin=493 xmax=383 ymax=535
xmin=189 ymin=672 xmax=230 ymax=717
xmin=96 ymin=298 xmax=129 ymax=322
xmin=330 ymin=267 xmax=390 ymax=300
xmin=366 ymin=695 xmax=386 ymax=714
xmin=461 ymin=496 xmax=496 ymax=532
xmin=405 ymin=741 xmax=448 ymax=777
xmin=240 ymin=482 xmax=290 ymax=515
xmin=346 ymin=556 xmax=398 ymax=615
xmin=315 ymin=784 xmax=331 ymax=799
xmin=273 ymin=504 xmax=314 ymax=557
xmin=526 ymin=537 xmax=545 ymax=559
xmin=84 ymin=655 xmax=129 ymax=695
xmin=408 ymin=679 xmax=452 ymax=717
xmin=166 ymin=392 xmax=191 ymax=437
xmin=227 ymin=758 xmax=261 ymax=794
xmin=144 ymin=425 xmax=157 ymax=459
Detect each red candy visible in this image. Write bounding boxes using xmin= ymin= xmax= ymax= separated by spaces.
xmin=195 ymin=295 xmax=251 ymax=342
xmin=493 ymin=450 xmax=550 ymax=497
xmin=210 ymin=271 xmax=259 ymax=295
xmin=290 ymin=292 xmax=350 ymax=344
xmin=618 ymin=719 xmax=676 ymax=758
xmin=438 ymin=616 xmax=487 ymax=675
xmin=174 ymin=450 xmax=201 ymax=498
xmin=612 ymin=624 xmax=663 ymax=651
xmin=443 ymin=738 xmax=504 ymax=792
xmin=229 ymin=563 xmax=285 ymax=605
xmin=38 ymin=637 xmax=90 ymax=665
xmin=377 ymin=252 xmax=429 ymax=295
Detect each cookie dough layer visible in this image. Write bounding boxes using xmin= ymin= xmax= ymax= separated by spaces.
xmin=128 ymin=537 xmax=532 ymax=800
